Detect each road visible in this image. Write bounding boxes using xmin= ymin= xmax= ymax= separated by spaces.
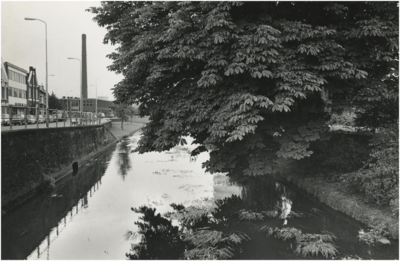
xmin=1 ymin=118 xmax=111 ymax=132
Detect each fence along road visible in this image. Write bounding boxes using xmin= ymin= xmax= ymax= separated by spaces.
xmin=1 ymin=117 xmax=110 ymax=132
xmin=1 ymin=105 xmax=108 ymax=131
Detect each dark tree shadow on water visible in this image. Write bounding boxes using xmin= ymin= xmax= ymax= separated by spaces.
xmin=125 ymin=197 xmax=252 ymax=260
xmin=125 ymin=175 xmax=399 ymax=260
xmin=124 ymin=177 xmax=357 ymax=260
xmin=125 ymin=206 xmax=185 ymax=259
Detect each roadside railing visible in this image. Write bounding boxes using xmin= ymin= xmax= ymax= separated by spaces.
xmin=1 ymin=105 xmax=104 ymax=130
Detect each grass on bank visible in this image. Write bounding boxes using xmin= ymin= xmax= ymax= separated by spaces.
xmin=280 ymin=124 xmax=398 ymax=239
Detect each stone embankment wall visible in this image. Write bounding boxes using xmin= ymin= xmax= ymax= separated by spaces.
xmin=1 ymin=121 xmax=115 ymax=208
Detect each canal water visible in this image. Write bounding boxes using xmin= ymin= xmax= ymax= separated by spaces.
xmin=1 ymin=131 xmax=398 ymax=259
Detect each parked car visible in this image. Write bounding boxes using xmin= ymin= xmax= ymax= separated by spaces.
xmin=2 ymin=114 xmax=10 ymax=125
xmin=11 ymin=115 xmax=26 ymax=125
xmin=70 ymin=118 xmax=79 ymax=125
xmin=47 ymin=115 xmax=55 ymax=123
xmin=26 ymin=115 xmax=36 ymax=124
xmin=52 ymin=112 xmax=67 ymax=122
xmin=38 ymin=115 xmax=45 ymax=124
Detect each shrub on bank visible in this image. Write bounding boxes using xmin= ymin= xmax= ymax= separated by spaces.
xmin=289 ymin=132 xmax=371 ymax=181
xmin=318 ymin=134 xmax=369 ymax=179
xmin=340 ymin=125 xmax=399 ymax=216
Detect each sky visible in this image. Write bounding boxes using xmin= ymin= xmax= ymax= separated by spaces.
xmin=1 ymin=1 xmax=123 ymax=100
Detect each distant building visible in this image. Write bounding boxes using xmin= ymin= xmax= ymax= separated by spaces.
xmin=98 ymin=96 xmax=108 ymax=100
xmin=26 ymin=67 xmax=47 ymax=115
xmin=1 ymin=60 xmax=48 ymax=116
xmin=1 ymin=58 xmax=10 ymax=114
xmin=59 ymin=97 xmax=115 ymax=117
xmin=60 ymin=97 xmax=80 ymax=112
xmin=4 ymin=62 xmax=28 ymax=116
xmin=82 ymin=98 xmax=114 ymax=116
xmin=26 ymin=67 xmax=39 ymax=114
xmin=38 ymin=85 xmax=47 ymax=115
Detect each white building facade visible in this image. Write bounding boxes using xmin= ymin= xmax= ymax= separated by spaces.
xmin=4 ymin=62 xmax=28 ymax=115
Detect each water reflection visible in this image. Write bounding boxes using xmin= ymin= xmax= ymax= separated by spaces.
xmin=125 ymin=206 xmax=185 ymax=259
xmin=2 ymin=132 xmax=398 ymax=260
xmin=126 ymin=175 xmax=399 ymax=260
xmin=275 ymin=182 xmax=293 ymax=225
xmin=116 ymin=138 xmax=132 ymax=180
xmin=1 ymin=151 xmax=113 ymax=260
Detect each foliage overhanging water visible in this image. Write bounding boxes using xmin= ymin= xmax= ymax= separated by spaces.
xmin=1 ymin=132 xmax=398 ymax=260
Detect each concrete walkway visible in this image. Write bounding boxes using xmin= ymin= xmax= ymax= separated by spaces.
xmin=108 ymin=117 xmax=148 ymax=140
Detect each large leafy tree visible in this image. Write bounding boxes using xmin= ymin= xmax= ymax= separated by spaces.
xmin=88 ymin=2 xmax=398 ymax=176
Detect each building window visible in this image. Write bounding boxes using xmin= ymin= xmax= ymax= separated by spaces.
xmin=8 ymin=71 xmax=26 ymax=83
xmin=8 ymin=88 xmax=12 ymax=96
xmin=2 ymin=87 xmax=6 ymax=99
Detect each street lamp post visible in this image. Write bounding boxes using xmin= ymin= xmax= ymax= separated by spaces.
xmin=90 ymin=79 xmax=98 ymax=123
xmin=68 ymin=57 xmax=82 ymax=123
xmin=48 ymin=74 xmax=55 ymax=96
xmin=25 ymin=17 xmax=49 ymax=127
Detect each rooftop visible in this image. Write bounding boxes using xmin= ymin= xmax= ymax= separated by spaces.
xmin=4 ymin=62 xmax=28 ymax=74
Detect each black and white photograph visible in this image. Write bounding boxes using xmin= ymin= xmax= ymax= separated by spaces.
xmin=1 ymin=1 xmax=398 ymax=260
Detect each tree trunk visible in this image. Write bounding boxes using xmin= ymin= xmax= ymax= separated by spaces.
xmin=121 ymin=119 xmax=124 ymax=130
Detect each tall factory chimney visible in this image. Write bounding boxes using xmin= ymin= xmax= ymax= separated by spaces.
xmin=82 ymin=34 xmax=88 ymax=98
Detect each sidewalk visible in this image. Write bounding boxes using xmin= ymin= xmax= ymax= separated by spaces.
xmin=108 ymin=118 xmax=148 ymax=140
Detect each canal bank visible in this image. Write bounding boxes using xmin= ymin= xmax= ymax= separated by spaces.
xmin=85 ymin=120 xmax=400 ymax=240
xmin=108 ymin=119 xmax=147 ymax=141
xmin=275 ymin=172 xmax=399 ymax=239
xmin=51 ymin=121 xmax=146 ymax=183
xmin=1 ymin=119 xmax=147 ymax=212
xmin=2 ymin=132 xmax=397 ymax=260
